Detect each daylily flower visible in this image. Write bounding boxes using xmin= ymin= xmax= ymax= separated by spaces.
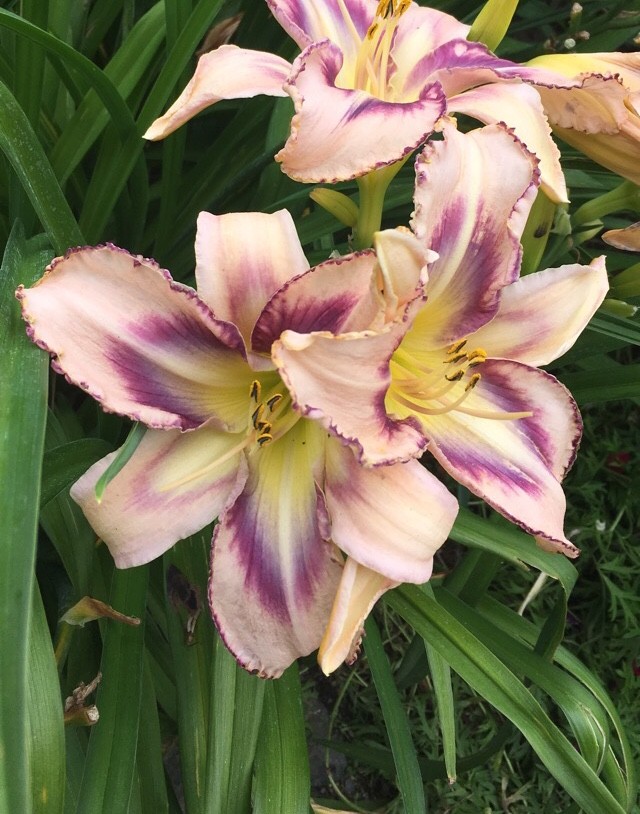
xmin=145 ymin=0 xmax=586 ymax=200
xmin=273 ymin=124 xmax=609 ymax=556
xmin=528 ymin=52 xmax=640 ymax=185
xmin=17 ymin=210 xmax=457 ymax=677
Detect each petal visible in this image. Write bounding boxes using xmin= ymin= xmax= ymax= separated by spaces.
xmin=447 ymin=82 xmax=568 ymax=204
xmin=324 ymin=441 xmax=457 ymax=581
xmin=318 ymin=558 xmax=397 ymax=675
xmin=143 ymin=45 xmax=291 ymax=140
xmin=276 ymin=40 xmax=446 ymax=182
xmin=603 ymin=222 xmax=640 ymax=252
xmin=273 ymin=328 xmax=427 ymax=465
xmin=71 ymin=425 xmax=247 ymax=568
xmin=550 ymin=119 xmax=640 ymax=187
xmin=252 ymin=250 xmax=383 ymax=352
xmin=373 ymin=227 xmax=436 ymax=321
xmin=527 ymin=51 xmax=640 ymax=92
xmin=194 ymin=210 xmax=309 ymax=349
xmin=267 ymin=0 xmax=375 ymax=56
xmin=469 ymin=257 xmax=608 ymax=367
xmin=398 ymin=38 xmax=524 ymax=98
xmin=209 ymin=420 xmax=343 ymax=678
xmin=394 ymin=359 xmax=581 ymax=555
xmin=531 ymin=73 xmax=629 ymax=134
xmin=390 ymin=5 xmax=470 ymax=93
xmin=18 ymin=245 xmax=251 ymax=431
xmin=409 ymin=124 xmax=539 ymax=346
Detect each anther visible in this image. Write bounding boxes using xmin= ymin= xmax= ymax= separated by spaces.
xmin=366 ymin=22 xmax=379 ymax=39
xmin=250 ymin=380 xmax=261 ymax=402
xmin=266 ymin=394 xmax=282 ymax=411
xmin=445 ymin=369 xmax=465 ymax=382
xmin=444 ymin=353 xmax=468 ymax=365
xmin=256 ymin=421 xmax=272 ymax=434
xmin=257 ymin=434 xmax=273 ymax=447
xmin=251 ymin=404 xmax=265 ymax=428
xmin=465 ymin=373 xmax=481 ymax=392
xmin=447 ymin=339 xmax=467 ymax=355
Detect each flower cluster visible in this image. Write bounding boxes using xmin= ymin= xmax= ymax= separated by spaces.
xmin=21 ymin=0 xmax=625 ymax=678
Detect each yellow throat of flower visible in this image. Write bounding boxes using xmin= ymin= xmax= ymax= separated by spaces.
xmin=159 ymin=378 xmax=297 ymax=492
xmin=337 ymin=0 xmax=411 ymax=99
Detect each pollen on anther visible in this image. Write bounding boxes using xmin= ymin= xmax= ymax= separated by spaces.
xmin=251 ymin=404 xmax=265 ymax=428
xmin=366 ymin=22 xmax=379 ymax=39
xmin=465 ymin=373 xmax=482 ymax=392
xmin=250 ymin=380 xmax=261 ymax=402
xmin=266 ymin=394 xmax=282 ymax=411
xmin=445 ymin=369 xmax=465 ymax=382
xmin=444 ymin=353 xmax=467 ymax=365
xmin=447 ymin=339 xmax=467 ymax=355
xmin=257 ymin=434 xmax=273 ymax=447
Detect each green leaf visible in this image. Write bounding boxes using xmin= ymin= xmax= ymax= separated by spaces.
xmin=386 ymin=585 xmax=627 ymax=814
xmin=254 ymin=664 xmax=311 ymax=814
xmin=0 ymin=78 xmax=82 ymax=251
xmin=0 ymin=226 xmax=50 ymax=814
xmin=28 ymin=586 xmax=65 ymax=814
xmin=425 ymin=643 xmax=457 ymax=783
xmin=164 ymin=535 xmax=215 ymax=814
xmin=74 ymin=565 xmax=149 ymax=814
xmin=41 ymin=439 xmax=113 ymax=506
xmin=204 ymin=638 xmax=265 ymax=814
xmin=94 ymin=423 xmax=145 ymax=502
xmin=363 ymin=616 xmax=426 ymax=814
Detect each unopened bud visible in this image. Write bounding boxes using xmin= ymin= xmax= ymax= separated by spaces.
xmin=467 ymin=0 xmax=519 ymax=51
xmin=310 ymin=188 xmax=360 ymax=228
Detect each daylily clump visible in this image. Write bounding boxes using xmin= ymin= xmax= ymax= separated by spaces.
xmin=273 ymin=124 xmax=609 ymax=556
xmin=18 ymin=209 xmax=458 ymax=677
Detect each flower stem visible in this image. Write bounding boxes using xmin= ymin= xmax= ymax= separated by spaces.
xmin=572 ymin=180 xmax=640 ymax=228
xmin=353 ymin=158 xmax=406 ymax=249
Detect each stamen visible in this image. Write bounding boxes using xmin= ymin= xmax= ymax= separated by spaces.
xmin=256 ymin=421 xmax=272 ymax=434
xmin=447 ymin=339 xmax=467 ymax=355
xmin=251 ymin=403 xmax=265 ymax=428
xmin=366 ymin=22 xmax=379 ymax=39
xmin=250 ymin=380 xmax=261 ymax=402
xmin=444 ymin=353 xmax=468 ymax=365
xmin=445 ymin=369 xmax=465 ymax=382
xmin=464 ymin=373 xmax=482 ymax=392
xmin=266 ymin=394 xmax=282 ymax=411
xmin=256 ymin=433 xmax=273 ymax=447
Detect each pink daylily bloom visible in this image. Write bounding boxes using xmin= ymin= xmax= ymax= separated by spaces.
xmin=274 ymin=124 xmax=609 ymax=557
xmin=143 ymin=0 xmax=626 ymax=200
xmin=18 ymin=209 xmax=457 ymax=677
xmin=527 ymin=52 xmax=640 ymax=185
